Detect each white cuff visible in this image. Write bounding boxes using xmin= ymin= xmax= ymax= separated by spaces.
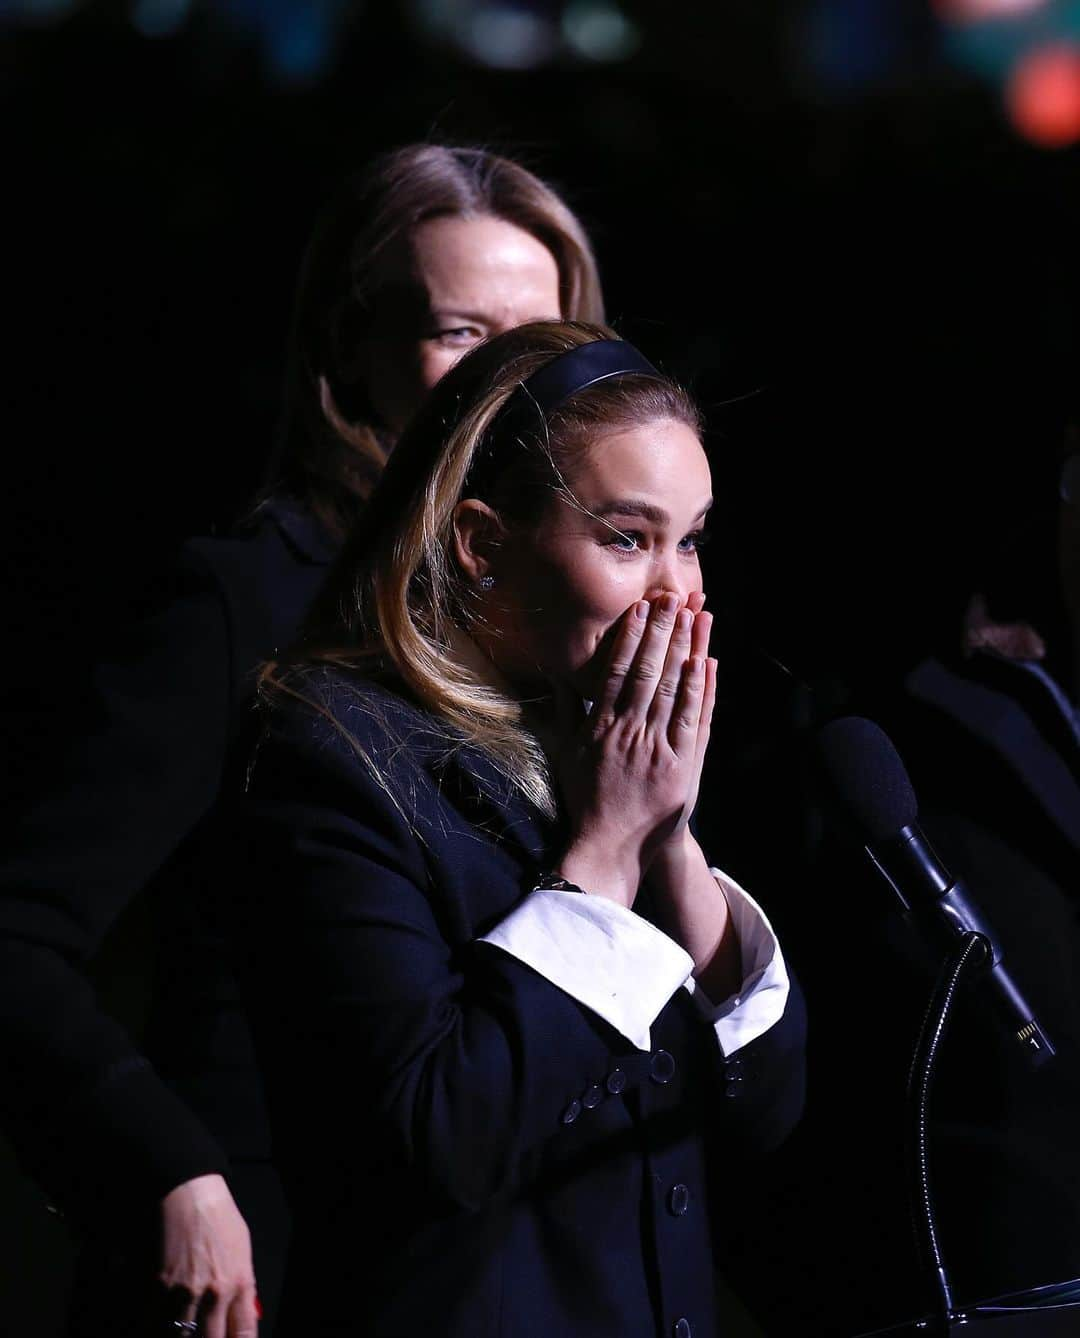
xmin=479 ymin=889 xmax=694 ymax=1051
xmin=683 ymin=868 xmax=790 ymax=1057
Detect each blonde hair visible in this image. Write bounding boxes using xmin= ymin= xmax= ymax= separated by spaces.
xmin=263 ymin=320 xmax=701 ymax=819
xmin=268 ymin=144 xmax=606 ymax=540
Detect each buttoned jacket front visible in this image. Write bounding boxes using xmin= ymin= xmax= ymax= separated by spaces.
xmin=232 ymin=669 xmax=806 ymax=1338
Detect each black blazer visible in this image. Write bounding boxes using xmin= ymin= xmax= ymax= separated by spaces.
xmin=0 ymin=498 xmax=334 ymax=1227
xmin=232 ymin=669 xmax=806 ymax=1338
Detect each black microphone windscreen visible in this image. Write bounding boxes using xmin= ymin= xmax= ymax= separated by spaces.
xmin=816 ymin=716 xmax=919 ymax=841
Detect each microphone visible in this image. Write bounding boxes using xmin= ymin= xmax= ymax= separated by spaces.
xmin=816 ymin=716 xmax=1055 ymax=1068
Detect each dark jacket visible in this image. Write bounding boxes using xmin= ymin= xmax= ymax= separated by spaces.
xmin=231 ymin=669 xmax=807 ymax=1338
xmin=0 ymin=498 xmax=334 ymax=1231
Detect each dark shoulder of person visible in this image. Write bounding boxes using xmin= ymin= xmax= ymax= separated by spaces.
xmin=247 ymin=661 xmax=448 ymax=784
xmin=185 ymin=496 xmax=339 ymax=715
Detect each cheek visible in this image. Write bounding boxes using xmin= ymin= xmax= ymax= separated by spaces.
xmin=530 ymin=555 xmax=637 ymax=655
xmin=417 ymin=345 xmax=459 ymax=395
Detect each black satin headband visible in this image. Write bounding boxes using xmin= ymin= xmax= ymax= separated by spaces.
xmin=510 ymin=337 xmax=661 ymax=419
xmin=468 ymin=338 xmax=663 ymax=491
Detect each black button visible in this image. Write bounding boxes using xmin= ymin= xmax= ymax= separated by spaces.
xmin=605 ymin=1068 xmax=627 ymax=1095
xmin=582 ymin=1084 xmax=603 ymax=1109
xmin=674 ymin=1318 xmax=692 ymax=1338
xmin=668 ymin=1183 xmax=690 ymax=1216
xmin=561 ymin=1098 xmax=582 ymax=1125
xmin=650 ymin=1049 xmax=676 ymax=1084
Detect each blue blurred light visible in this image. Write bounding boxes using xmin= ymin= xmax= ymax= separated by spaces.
xmin=204 ymin=0 xmax=354 ymax=86
xmin=463 ymin=2 xmax=558 ymax=69
xmin=265 ymin=5 xmax=333 ymax=83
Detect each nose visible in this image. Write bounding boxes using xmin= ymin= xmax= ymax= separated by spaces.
xmin=643 ymin=559 xmax=697 ymax=609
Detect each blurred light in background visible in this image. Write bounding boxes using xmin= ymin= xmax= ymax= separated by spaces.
xmin=1 ymin=0 xmax=354 ymax=84
xmin=209 ymin=0 xmax=348 ymax=84
xmin=1006 ymin=40 xmax=1080 ymax=142
xmin=935 ymin=0 xmax=1080 ymax=145
xmin=934 ymin=0 xmax=1047 ymax=20
xmin=410 ymin=0 xmax=557 ymax=69
xmin=463 ymin=2 xmax=558 ymax=69
xmin=261 ymin=0 xmax=344 ymax=84
xmin=409 ymin=0 xmax=637 ymax=68
xmin=562 ymin=0 xmax=639 ymax=62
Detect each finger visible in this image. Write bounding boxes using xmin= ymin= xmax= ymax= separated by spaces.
xmin=669 ymin=654 xmax=706 ymax=751
xmin=697 ymin=656 xmax=718 ymax=759
xmin=622 ymin=591 xmax=681 ymax=717
xmin=167 ymin=1285 xmax=199 ymax=1327
xmin=227 ymin=1288 xmax=260 ymax=1338
xmin=686 ymin=590 xmax=706 ymax=616
xmin=589 ymin=600 xmax=649 ymax=723
xmin=647 ymin=606 xmax=694 ymax=731
xmin=201 ymin=1288 xmax=227 ymax=1338
xmin=690 ymin=626 xmax=716 ymax=765
xmin=689 ymin=608 xmax=712 ymax=664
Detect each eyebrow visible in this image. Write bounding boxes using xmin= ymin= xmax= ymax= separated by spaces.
xmin=426 ymin=308 xmax=489 ymax=323
xmin=592 ymin=499 xmax=713 ymax=526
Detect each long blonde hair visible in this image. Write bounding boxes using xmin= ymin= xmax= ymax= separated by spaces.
xmin=263 ymin=320 xmax=701 ymax=818
xmin=268 ymin=145 xmax=606 ymax=540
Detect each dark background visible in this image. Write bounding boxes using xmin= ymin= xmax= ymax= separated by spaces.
xmin=3 ymin=0 xmax=1079 ymax=1330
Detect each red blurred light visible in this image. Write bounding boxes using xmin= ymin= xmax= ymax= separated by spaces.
xmin=1006 ymin=43 xmax=1080 ymax=148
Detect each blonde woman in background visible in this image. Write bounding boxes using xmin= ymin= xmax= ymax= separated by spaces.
xmin=0 ymin=146 xmax=603 ymax=1338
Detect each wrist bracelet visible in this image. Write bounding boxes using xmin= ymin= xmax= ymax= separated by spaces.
xmin=533 ymin=871 xmax=586 ymax=895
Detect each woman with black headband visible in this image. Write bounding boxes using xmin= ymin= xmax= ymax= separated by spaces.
xmin=235 ymin=320 xmax=805 ymax=1337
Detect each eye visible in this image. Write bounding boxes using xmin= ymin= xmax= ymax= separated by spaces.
xmin=604 ymin=529 xmax=643 ymax=553
xmin=678 ymin=529 xmax=710 ymax=553
xmin=431 ymin=326 xmax=483 ymax=347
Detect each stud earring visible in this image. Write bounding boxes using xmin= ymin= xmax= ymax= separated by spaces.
xmin=478 ymin=575 xmax=495 ymax=591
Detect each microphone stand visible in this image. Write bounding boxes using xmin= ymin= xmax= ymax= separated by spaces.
xmin=855 ymin=932 xmax=1080 ymax=1336
xmin=905 ymin=930 xmax=991 ymax=1334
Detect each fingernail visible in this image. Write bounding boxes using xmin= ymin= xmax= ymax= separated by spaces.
xmin=677 ymin=609 xmax=693 ymax=633
xmin=634 ymin=601 xmax=649 ymax=620
xmin=659 ymin=593 xmax=679 ymax=615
